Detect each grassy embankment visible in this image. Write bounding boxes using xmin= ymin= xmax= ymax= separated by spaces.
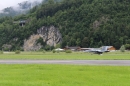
xmin=0 ymin=51 xmax=130 ymax=60
xmin=0 ymin=64 xmax=130 ymax=86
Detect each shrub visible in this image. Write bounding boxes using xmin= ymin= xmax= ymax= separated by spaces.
xmin=56 ymin=50 xmax=60 ymax=53
xmin=39 ymin=49 xmax=46 ymax=53
xmin=125 ymin=44 xmax=130 ymax=50
xmin=43 ymin=50 xmax=46 ymax=53
xmin=52 ymin=50 xmax=56 ymax=53
xmin=15 ymin=50 xmax=21 ymax=54
xmin=120 ymin=45 xmax=125 ymax=52
xmin=0 ymin=51 xmax=3 ymax=54
xmin=65 ymin=50 xmax=72 ymax=53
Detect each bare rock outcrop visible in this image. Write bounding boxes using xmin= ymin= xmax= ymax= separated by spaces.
xmin=37 ymin=26 xmax=62 ymax=46
xmin=23 ymin=26 xmax=62 ymax=51
xmin=23 ymin=34 xmax=42 ymax=51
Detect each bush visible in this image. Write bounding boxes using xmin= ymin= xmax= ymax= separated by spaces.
xmin=120 ymin=45 xmax=125 ymax=52
xmin=15 ymin=50 xmax=21 ymax=54
xmin=43 ymin=50 xmax=46 ymax=53
xmin=125 ymin=44 xmax=130 ymax=50
xmin=57 ymin=50 xmax=60 ymax=53
xmin=65 ymin=50 xmax=72 ymax=53
xmin=52 ymin=50 xmax=56 ymax=53
xmin=0 ymin=51 xmax=3 ymax=54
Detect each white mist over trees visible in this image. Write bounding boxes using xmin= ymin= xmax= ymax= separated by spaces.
xmin=0 ymin=0 xmax=43 ymax=17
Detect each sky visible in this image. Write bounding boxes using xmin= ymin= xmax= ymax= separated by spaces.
xmin=0 ymin=0 xmax=42 ymax=10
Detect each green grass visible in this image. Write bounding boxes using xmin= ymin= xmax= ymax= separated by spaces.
xmin=0 ymin=51 xmax=129 ymax=86
xmin=0 ymin=64 xmax=130 ymax=86
xmin=0 ymin=51 xmax=130 ymax=60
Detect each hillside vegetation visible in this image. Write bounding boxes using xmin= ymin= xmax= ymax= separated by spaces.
xmin=0 ymin=0 xmax=130 ymax=51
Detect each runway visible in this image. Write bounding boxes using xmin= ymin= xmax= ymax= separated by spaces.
xmin=0 ymin=60 xmax=130 ymax=66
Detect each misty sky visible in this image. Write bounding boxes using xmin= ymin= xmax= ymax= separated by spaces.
xmin=0 ymin=0 xmax=42 ymax=10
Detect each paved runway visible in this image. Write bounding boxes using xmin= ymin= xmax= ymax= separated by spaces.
xmin=0 ymin=60 xmax=130 ymax=66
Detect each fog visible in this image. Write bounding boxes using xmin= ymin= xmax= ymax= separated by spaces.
xmin=0 ymin=0 xmax=43 ymax=10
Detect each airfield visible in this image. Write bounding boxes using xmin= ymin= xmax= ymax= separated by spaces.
xmin=0 ymin=51 xmax=130 ymax=86
xmin=0 ymin=51 xmax=130 ymax=65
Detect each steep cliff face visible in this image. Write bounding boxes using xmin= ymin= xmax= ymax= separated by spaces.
xmin=37 ymin=26 xmax=62 ymax=46
xmin=23 ymin=26 xmax=62 ymax=51
xmin=23 ymin=34 xmax=42 ymax=51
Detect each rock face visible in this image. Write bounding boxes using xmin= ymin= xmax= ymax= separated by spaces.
xmin=23 ymin=35 xmax=42 ymax=51
xmin=37 ymin=26 xmax=62 ymax=47
xmin=23 ymin=26 xmax=62 ymax=51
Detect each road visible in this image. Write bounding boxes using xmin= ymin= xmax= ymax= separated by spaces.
xmin=0 ymin=60 xmax=130 ymax=66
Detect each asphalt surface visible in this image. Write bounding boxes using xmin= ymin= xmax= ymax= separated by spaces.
xmin=0 ymin=60 xmax=130 ymax=66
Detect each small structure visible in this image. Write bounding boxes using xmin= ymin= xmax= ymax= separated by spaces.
xmin=19 ymin=20 xmax=26 ymax=26
xmin=2 ymin=44 xmax=12 ymax=51
xmin=65 ymin=46 xmax=81 ymax=51
xmin=13 ymin=19 xmax=29 ymax=27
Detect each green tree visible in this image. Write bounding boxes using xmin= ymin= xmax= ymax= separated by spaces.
xmin=120 ymin=45 xmax=125 ymax=52
xmin=125 ymin=44 xmax=130 ymax=50
xmin=48 ymin=0 xmax=55 ymax=4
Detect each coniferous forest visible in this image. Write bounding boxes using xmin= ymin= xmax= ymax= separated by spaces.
xmin=0 ymin=0 xmax=130 ymax=51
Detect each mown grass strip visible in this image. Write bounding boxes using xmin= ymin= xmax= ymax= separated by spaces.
xmin=0 ymin=64 xmax=130 ymax=86
xmin=0 ymin=51 xmax=130 ymax=60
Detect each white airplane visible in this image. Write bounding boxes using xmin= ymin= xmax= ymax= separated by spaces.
xmin=55 ymin=48 xmax=64 ymax=51
xmin=84 ymin=46 xmax=110 ymax=54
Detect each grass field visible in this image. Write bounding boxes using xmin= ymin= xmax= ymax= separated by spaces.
xmin=0 ymin=51 xmax=130 ymax=60
xmin=0 ymin=51 xmax=130 ymax=86
xmin=0 ymin=64 xmax=130 ymax=86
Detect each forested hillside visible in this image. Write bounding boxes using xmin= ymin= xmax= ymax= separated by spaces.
xmin=0 ymin=0 xmax=130 ymax=51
